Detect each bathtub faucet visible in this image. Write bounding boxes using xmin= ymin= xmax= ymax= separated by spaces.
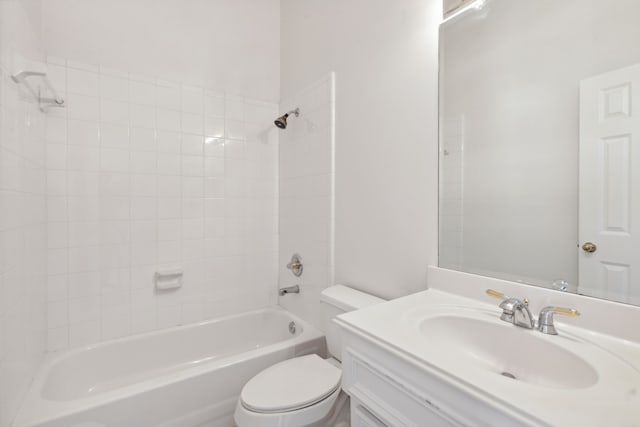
xmin=279 ymin=285 xmax=300 ymax=296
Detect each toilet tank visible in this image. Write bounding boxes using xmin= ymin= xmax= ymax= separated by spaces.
xmin=319 ymin=285 xmax=384 ymax=361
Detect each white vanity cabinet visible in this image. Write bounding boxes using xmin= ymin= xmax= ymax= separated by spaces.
xmin=337 ymin=320 xmax=536 ymax=427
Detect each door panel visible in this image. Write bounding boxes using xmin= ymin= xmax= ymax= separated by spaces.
xmin=579 ymin=64 xmax=640 ymax=304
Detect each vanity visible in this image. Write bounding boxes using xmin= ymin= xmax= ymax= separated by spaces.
xmin=336 ymin=268 xmax=640 ymax=426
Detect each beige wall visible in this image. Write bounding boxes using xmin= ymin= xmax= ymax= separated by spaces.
xmin=280 ymin=0 xmax=441 ymax=300
xmin=41 ymin=0 xmax=281 ymax=102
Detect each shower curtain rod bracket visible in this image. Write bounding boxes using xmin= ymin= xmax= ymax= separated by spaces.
xmin=11 ymin=70 xmax=65 ymax=112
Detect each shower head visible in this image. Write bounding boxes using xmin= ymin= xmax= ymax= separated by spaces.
xmin=274 ymin=108 xmax=300 ymax=130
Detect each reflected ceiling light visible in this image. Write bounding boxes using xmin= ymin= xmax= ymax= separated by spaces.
xmin=442 ymin=0 xmax=486 ymax=24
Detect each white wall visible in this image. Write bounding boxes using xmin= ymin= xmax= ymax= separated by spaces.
xmin=41 ymin=0 xmax=281 ymax=102
xmin=440 ymin=0 xmax=640 ymax=286
xmin=44 ymin=59 xmax=280 ymax=351
xmin=0 ymin=1 xmax=47 ymax=425
xmin=280 ymin=0 xmax=441 ymax=300
xmin=278 ymin=74 xmax=334 ymax=330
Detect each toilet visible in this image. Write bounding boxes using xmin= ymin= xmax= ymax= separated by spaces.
xmin=234 ymin=285 xmax=384 ymax=427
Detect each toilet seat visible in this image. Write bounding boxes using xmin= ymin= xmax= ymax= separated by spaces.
xmin=240 ymin=354 xmax=342 ymax=413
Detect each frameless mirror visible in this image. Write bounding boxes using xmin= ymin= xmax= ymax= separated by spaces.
xmin=439 ymin=0 xmax=640 ymax=305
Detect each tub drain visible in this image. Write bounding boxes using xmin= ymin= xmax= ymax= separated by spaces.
xmin=289 ymin=321 xmax=296 ymax=334
xmin=501 ymin=372 xmax=516 ymax=380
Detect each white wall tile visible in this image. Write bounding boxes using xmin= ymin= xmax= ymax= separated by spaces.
xmin=130 ymin=80 xmax=155 ymax=106
xmin=156 ymin=83 xmax=180 ymax=110
xmin=44 ymin=61 xmax=279 ymax=354
xmin=204 ymin=94 xmax=224 ymax=118
xmin=47 ymin=274 xmax=68 ymax=302
xmin=46 ymin=64 xmax=67 ymax=96
xmin=130 ymin=152 xmax=157 ymax=175
xmin=0 ymin=11 xmax=48 ymax=418
xmin=224 ymin=118 xmax=245 ymax=140
xmin=181 ymin=112 xmax=203 ymax=134
xmin=181 ymin=156 xmax=203 ymax=177
xmin=157 ymin=130 xmax=181 ymax=154
xmin=47 ymin=300 xmax=68 ymax=328
xmin=67 ymin=146 xmax=99 ymax=171
xmin=67 ymin=68 xmax=100 ymax=96
xmin=131 ymin=174 xmax=156 ymax=196
xmin=69 ymin=320 xmax=100 ymax=347
xmin=67 ymin=94 xmax=100 ymax=121
xmin=46 ymin=144 xmax=67 ymax=170
xmin=47 ymin=327 xmax=69 ymax=352
xmin=101 ymin=99 xmax=130 ymax=125
xmin=225 ymin=96 xmax=245 ymax=121
xmin=68 ymin=119 xmax=99 ymax=146
xmin=158 ymin=153 xmax=181 ymax=175
xmin=182 ymin=87 xmax=203 ymax=114
xmin=156 ymin=108 xmax=181 ymax=131
xmin=100 ymin=75 xmax=129 ymax=102
xmin=46 ymin=116 xmax=67 ymax=144
xmin=100 ymin=148 xmax=130 ymax=172
xmin=205 ymin=117 xmax=225 ymax=138
xmin=181 ymin=134 xmax=203 ymax=156
xmin=100 ymin=123 xmax=129 ymax=149
xmin=130 ymin=104 xmax=155 ymax=128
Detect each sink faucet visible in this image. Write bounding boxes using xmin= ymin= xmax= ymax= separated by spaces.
xmin=486 ymin=289 xmax=534 ymax=329
xmin=499 ymin=297 xmax=534 ymax=329
xmin=487 ymin=289 xmax=581 ymax=334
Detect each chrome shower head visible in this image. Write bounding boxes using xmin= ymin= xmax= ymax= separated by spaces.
xmin=274 ymin=108 xmax=300 ymax=130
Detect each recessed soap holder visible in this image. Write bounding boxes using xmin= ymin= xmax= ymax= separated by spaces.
xmin=155 ymin=269 xmax=183 ymax=291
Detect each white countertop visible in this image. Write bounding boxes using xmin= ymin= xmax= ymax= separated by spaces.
xmin=337 ymin=288 xmax=640 ymax=427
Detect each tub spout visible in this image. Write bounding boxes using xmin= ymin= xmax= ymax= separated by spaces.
xmin=279 ymin=285 xmax=300 ymax=296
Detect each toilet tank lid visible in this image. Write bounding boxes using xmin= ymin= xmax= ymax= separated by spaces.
xmin=320 ymin=285 xmax=385 ymax=311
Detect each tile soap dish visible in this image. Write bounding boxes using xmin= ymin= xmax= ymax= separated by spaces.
xmin=155 ymin=269 xmax=183 ymax=291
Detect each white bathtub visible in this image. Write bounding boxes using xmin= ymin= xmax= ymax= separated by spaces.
xmin=13 ymin=307 xmax=325 ymax=427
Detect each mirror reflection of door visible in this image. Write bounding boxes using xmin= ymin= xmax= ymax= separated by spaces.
xmin=579 ymin=64 xmax=640 ymax=305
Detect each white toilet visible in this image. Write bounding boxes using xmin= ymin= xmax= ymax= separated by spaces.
xmin=234 ymin=285 xmax=384 ymax=427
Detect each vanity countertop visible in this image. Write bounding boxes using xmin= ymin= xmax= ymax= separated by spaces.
xmin=336 ymin=288 xmax=640 ymax=427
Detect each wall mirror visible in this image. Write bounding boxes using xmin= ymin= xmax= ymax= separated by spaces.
xmin=438 ymin=0 xmax=640 ymax=306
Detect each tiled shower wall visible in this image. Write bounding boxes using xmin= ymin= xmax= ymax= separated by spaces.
xmin=0 ymin=1 xmax=47 ymax=425
xmin=278 ymin=74 xmax=335 ymax=330
xmin=44 ymin=59 xmax=279 ymax=351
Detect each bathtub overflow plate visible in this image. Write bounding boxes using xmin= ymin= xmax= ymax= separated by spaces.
xmin=289 ymin=321 xmax=297 ymax=334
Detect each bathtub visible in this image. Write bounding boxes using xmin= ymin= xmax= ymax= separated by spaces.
xmin=13 ymin=307 xmax=325 ymax=427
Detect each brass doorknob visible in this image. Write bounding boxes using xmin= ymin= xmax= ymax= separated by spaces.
xmin=582 ymin=242 xmax=597 ymax=253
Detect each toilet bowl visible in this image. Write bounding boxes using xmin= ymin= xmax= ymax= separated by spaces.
xmin=234 ymin=354 xmax=344 ymax=427
xmin=234 ymin=285 xmax=384 ymax=427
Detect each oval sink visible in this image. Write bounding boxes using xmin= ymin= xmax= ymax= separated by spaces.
xmin=419 ymin=314 xmax=599 ymax=389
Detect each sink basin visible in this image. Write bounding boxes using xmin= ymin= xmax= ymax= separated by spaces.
xmin=419 ymin=313 xmax=599 ymax=389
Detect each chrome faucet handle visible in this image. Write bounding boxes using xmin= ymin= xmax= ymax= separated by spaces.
xmin=537 ymin=306 xmax=580 ymax=335
xmin=498 ymin=297 xmax=520 ymax=323
xmin=286 ymin=254 xmax=303 ymax=277
xmin=486 ymin=289 xmax=516 ymax=323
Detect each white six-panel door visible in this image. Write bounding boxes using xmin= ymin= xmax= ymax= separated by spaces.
xmin=579 ymin=64 xmax=640 ymax=304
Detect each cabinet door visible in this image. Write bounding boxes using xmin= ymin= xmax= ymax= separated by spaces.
xmin=353 ymin=404 xmax=388 ymax=427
